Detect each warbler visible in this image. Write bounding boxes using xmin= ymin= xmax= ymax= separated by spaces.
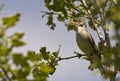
xmin=68 ymin=18 xmax=98 ymax=54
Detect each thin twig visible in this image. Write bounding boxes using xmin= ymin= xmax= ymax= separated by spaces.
xmin=58 ymin=53 xmax=85 ymax=61
xmin=80 ymin=0 xmax=101 ymax=25
xmin=41 ymin=11 xmax=62 ymax=18
xmin=1 ymin=67 xmax=11 ymax=81
xmin=64 ymin=0 xmax=80 ymax=12
xmin=57 ymin=51 xmax=102 ymax=61
xmin=57 ymin=44 xmax=61 ymax=55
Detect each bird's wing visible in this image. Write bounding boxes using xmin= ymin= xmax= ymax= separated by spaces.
xmin=86 ymin=32 xmax=98 ymax=52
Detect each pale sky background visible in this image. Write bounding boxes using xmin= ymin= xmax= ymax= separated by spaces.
xmin=0 ymin=0 xmax=110 ymax=81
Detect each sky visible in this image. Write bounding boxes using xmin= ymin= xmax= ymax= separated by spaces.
xmin=0 ymin=0 xmax=108 ymax=81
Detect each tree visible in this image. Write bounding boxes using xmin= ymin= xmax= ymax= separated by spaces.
xmin=42 ymin=0 xmax=120 ymax=81
xmin=0 ymin=12 xmax=58 ymax=81
xmin=0 ymin=0 xmax=120 ymax=81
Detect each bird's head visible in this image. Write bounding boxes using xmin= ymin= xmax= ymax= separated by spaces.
xmin=67 ymin=18 xmax=86 ymax=32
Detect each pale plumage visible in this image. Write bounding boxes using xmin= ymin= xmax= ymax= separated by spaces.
xmin=69 ymin=18 xmax=98 ymax=54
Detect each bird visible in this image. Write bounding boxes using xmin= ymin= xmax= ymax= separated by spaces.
xmin=68 ymin=18 xmax=98 ymax=54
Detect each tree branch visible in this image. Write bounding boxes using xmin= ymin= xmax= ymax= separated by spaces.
xmin=94 ymin=1 xmax=115 ymax=81
xmin=1 ymin=67 xmax=11 ymax=81
xmin=80 ymin=0 xmax=105 ymax=44
xmin=58 ymin=52 xmax=85 ymax=61
xmin=41 ymin=11 xmax=62 ymax=18
xmin=92 ymin=19 xmax=105 ymax=44
xmin=104 ymin=30 xmax=111 ymax=48
xmin=57 ymin=51 xmax=102 ymax=61
xmin=100 ymin=9 xmax=111 ymax=48
xmin=94 ymin=0 xmax=111 ymax=48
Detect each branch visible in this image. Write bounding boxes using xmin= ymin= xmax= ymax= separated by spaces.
xmin=80 ymin=0 xmax=105 ymax=44
xmin=41 ymin=11 xmax=62 ymax=18
xmin=99 ymin=8 xmax=111 ymax=48
xmin=57 ymin=52 xmax=88 ymax=61
xmin=94 ymin=0 xmax=111 ymax=48
xmin=64 ymin=0 xmax=80 ymax=12
xmin=93 ymin=1 xmax=115 ymax=81
xmin=104 ymin=30 xmax=111 ymax=48
xmin=92 ymin=19 xmax=105 ymax=44
xmin=1 ymin=67 xmax=11 ymax=81
xmin=57 ymin=44 xmax=61 ymax=55
xmin=80 ymin=0 xmax=100 ymax=24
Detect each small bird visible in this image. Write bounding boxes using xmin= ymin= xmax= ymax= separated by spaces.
xmin=68 ymin=18 xmax=98 ymax=54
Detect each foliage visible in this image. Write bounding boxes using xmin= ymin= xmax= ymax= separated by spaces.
xmin=43 ymin=0 xmax=120 ymax=81
xmin=0 ymin=13 xmax=59 ymax=81
xmin=0 ymin=0 xmax=120 ymax=81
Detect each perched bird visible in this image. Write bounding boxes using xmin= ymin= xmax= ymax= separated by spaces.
xmin=68 ymin=18 xmax=98 ymax=54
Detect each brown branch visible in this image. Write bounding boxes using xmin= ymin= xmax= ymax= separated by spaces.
xmin=58 ymin=53 xmax=85 ymax=61
xmin=57 ymin=51 xmax=102 ymax=61
xmin=92 ymin=19 xmax=105 ymax=44
xmin=94 ymin=0 xmax=111 ymax=48
xmin=80 ymin=0 xmax=105 ymax=44
xmin=1 ymin=67 xmax=11 ymax=81
xmin=104 ymin=30 xmax=111 ymax=48
xmin=100 ymin=8 xmax=111 ymax=48
xmin=80 ymin=0 xmax=101 ymax=25
xmin=94 ymin=1 xmax=115 ymax=81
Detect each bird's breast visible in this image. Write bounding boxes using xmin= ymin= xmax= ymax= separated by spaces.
xmin=76 ymin=32 xmax=95 ymax=54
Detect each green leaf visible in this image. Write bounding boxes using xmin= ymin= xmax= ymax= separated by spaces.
xmin=12 ymin=33 xmax=24 ymax=39
xmin=40 ymin=47 xmax=50 ymax=60
xmin=11 ymin=39 xmax=26 ymax=47
xmin=45 ymin=0 xmax=51 ymax=4
xmin=47 ymin=14 xmax=53 ymax=26
xmin=53 ymin=51 xmax=58 ymax=57
xmin=57 ymin=15 xmax=65 ymax=21
xmin=0 ymin=26 xmax=4 ymax=38
xmin=42 ymin=52 xmax=50 ymax=60
xmin=11 ymin=67 xmax=31 ymax=80
xmin=114 ymin=57 xmax=120 ymax=71
xmin=0 ymin=44 xmax=7 ymax=55
xmin=50 ymin=23 xmax=56 ymax=30
xmin=88 ymin=20 xmax=97 ymax=30
xmin=12 ymin=53 xmax=29 ymax=67
xmin=27 ymin=51 xmax=42 ymax=62
xmin=46 ymin=14 xmax=56 ymax=30
xmin=0 ymin=71 xmax=4 ymax=77
xmin=2 ymin=13 xmax=21 ymax=28
xmin=110 ymin=4 xmax=120 ymax=21
xmin=88 ymin=62 xmax=98 ymax=70
xmin=40 ymin=47 xmax=46 ymax=53
xmin=67 ymin=24 xmax=75 ymax=31
xmin=32 ymin=68 xmax=47 ymax=81
xmin=40 ymin=63 xmax=54 ymax=74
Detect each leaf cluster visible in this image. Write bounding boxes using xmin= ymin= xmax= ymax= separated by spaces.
xmin=27 ymin=47 xmax=59 ymax=81
xmin=0 ymin=13 xmax=59 ymax=81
